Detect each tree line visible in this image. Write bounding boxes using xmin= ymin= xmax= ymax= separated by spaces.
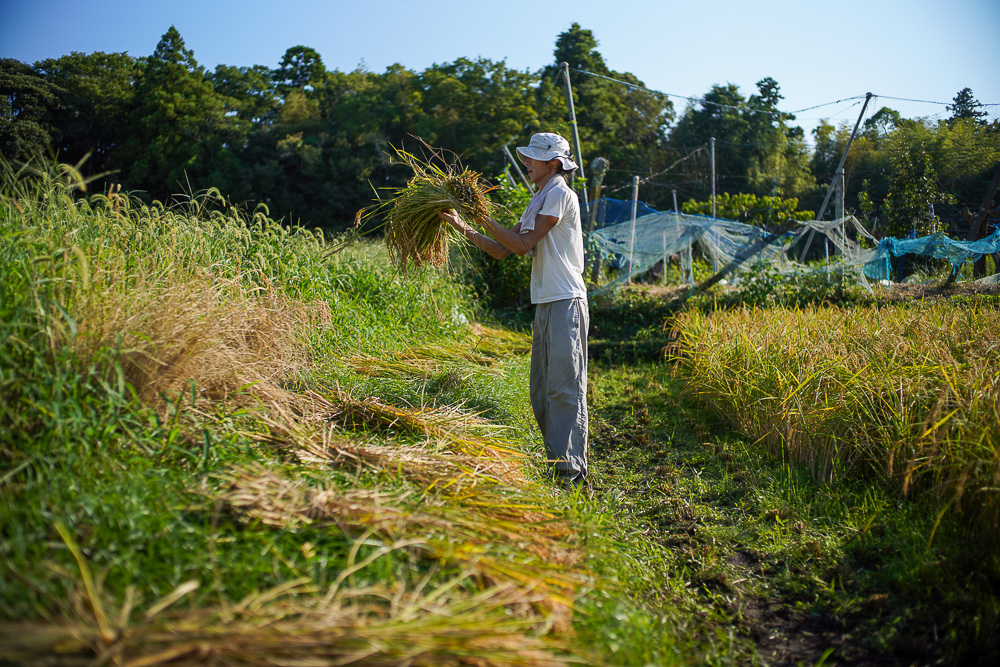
xmin=2 ymin=23 xmax=998 ymax=238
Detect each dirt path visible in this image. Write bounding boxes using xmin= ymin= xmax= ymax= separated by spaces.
xmin=586 ymin=358 xmax=928 ymax=666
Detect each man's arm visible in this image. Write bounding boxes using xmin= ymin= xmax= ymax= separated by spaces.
xmin=439 ymin=209 xmax=560 ymax=258
xmin=439 ymin=209 xmax=513 ymax=259
xmin=479 ymin=214 xmax=558 ymax=256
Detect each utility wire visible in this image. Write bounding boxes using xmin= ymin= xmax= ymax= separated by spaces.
xmin=602 ymin=146 xmax=707 ymax=194
xmin=569 ymin=67 xmax=800 ymax=118
xmin=568 ymin=67 xmax=999 ymax=120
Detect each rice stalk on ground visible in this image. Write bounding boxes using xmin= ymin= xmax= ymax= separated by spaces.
xmin=0 ymin=568 xmax=584 ymax=666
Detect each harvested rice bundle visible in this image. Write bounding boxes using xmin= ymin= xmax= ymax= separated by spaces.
xmin=356 ymin=145 xmax=498 ymax=273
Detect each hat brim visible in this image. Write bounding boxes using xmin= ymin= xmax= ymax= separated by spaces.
xmin=515 ymin=146 xmax=579 ymax=172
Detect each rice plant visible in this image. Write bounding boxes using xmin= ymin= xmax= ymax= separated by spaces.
xmin=673 ymin=302 xmax=1000 ymax=539
xmin=355 ymin=144 xmax=499 ymax=273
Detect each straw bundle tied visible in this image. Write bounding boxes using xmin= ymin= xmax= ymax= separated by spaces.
xmin=355 ymin=143 xmax=499 ymax=273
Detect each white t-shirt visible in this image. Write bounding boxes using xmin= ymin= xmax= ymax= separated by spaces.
xmin=519 ymin=177 xmax=587 ymax=304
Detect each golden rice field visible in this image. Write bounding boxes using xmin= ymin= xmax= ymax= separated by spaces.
xmin=673 ymin=300 xmax=1000 ymax=539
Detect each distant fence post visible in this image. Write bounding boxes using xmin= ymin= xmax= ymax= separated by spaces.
xmin=627 ymin=176 xmax=639 ymax=284
xmin=587 ymin=157 xmax=609 ymax=283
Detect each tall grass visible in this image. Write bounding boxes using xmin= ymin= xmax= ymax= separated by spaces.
xmin=673 ymin=302 xmax=1000 ymax=539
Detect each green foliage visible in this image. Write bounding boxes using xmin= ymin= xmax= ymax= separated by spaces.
xmin=32 ymin=51 xmax=138 ymax=174
xmin=681 ymin=191 xmax=814 ymax=226
xmin=208 ymin=63 xmax=278 ymax=127
xmin=121 ymin=27 xmax=238 ymax=198
xmin=0 ymin=58 xmax=67 ymax=158
xmin=670 ymin=78 xmax=816 ymax=202
xmin=882 ymin=141 xmax=955 ymax=237
xmin=718 ymin=263 xmax=864 ymax=309
xmin=416 ymin=57 xmax=538 ymax=169
xmin=809 ymin=110 xmax=1000 ymax=235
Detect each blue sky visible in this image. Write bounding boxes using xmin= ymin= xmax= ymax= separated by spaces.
xmin=3 ymin=0 xmax=998 ymax=144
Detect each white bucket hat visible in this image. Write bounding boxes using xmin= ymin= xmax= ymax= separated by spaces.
xmin=516 ymin=133 xmax=579 ymax=171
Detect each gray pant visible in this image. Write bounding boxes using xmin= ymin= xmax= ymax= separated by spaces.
xmin=530 ymin=298 xmax=589 ymax=480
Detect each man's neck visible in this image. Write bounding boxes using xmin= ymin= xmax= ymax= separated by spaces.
xmin=533 ymin=173 xmax=559 ymax=191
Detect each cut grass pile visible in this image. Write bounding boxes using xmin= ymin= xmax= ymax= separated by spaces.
xmin=672 ymin=301 xmax=1000 ymax=540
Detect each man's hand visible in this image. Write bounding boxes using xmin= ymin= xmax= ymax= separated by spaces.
xmin=439 ymin=210 xmax=511 ymax=260
xmin=438 ymin=209 xmax=469 ymax=233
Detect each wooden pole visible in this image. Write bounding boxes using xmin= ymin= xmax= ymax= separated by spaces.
xmin=662 ymin=229 xmax=668 ymax=286
xmin=503 ymin=145 xmax=534 ymax=192
xmin=710 ymin=137 xmax=716 ymax=219
xmin=835 ymin=167 xmax=845 ymax=221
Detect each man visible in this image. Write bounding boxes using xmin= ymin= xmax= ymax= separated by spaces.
xmin=439 ymin=133 xmax=589 ymax=487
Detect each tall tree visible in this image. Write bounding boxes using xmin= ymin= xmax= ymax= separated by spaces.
xmin=418 ymin=57 xmax=538 ymax=172
xmin=537 ymin=23 xmax=674 ymax=203
xmin=671 ymin=78 xmax=813 ymax=205
xmin=744 ymin=77 xmax=813 ymax=198
xmin=882 ymin=141 xmax=954 ymax=237
xmin=669 ymin=82 xmax=751 ymax=200
xmin=209 ymin=64 xmax=278 ymax=128
xmin=33 ymin=51 xmax=138 ymax=174
xmin=122 ymin=26 xmax=235 ymax=198
xmin=0 ymin=58 xmax=65 ymax=160
xmin=274 ymin=46 xmax=326 ymax=95
xmin=947 ymin=87 xmax=988 ymax=126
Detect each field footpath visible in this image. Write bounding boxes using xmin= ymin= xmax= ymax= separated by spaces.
xmin=587 ymin=360 xmax=883 ymax=665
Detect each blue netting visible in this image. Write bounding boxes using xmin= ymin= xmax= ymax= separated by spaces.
xmin=588 ymin=198 xmax=1000 ymax=294
xmin=584 ymin=197 xmax=658 ymax=230
xmin=861 ymin=229 xmax=1000 ymax=281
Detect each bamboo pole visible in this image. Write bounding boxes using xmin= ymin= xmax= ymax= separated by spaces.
xmin=503 ymin=145 xmax=534 ymax=192
xmin=560 ymin=62 xmax=588 ymax=211
xmin=799 ymin=93 xmax=872 ymax=263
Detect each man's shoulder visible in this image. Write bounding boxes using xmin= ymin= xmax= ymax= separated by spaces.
xmin=548 ymin=178 xmax=579 ymax=204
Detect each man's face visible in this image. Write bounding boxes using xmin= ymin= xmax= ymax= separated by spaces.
xmin=522 ymin=157 xmax=559 ymax=186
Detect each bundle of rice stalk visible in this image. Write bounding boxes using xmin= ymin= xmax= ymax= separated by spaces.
xmin=356 ymin=144 xmax=499 ymax=273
